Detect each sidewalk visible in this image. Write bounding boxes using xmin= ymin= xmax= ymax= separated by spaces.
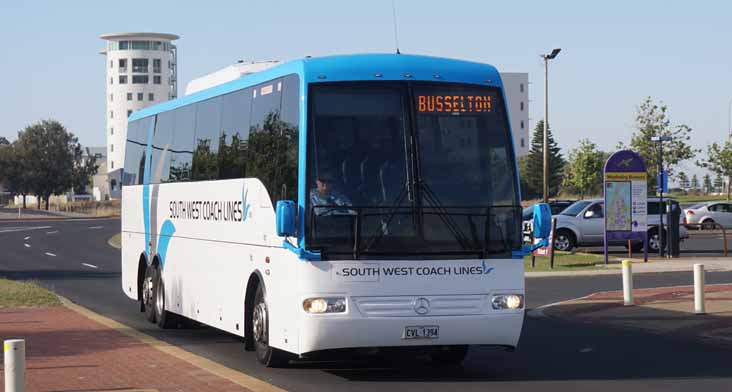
xmin=0 ymin=302 xmax=280 ymax=392
xmin=526 ymin=256 xmax=732 ymax=277
xmin=0 ymin=208 xmax=114 ymax=220
xmin=537 ymin=284 xmax=732 ymax=349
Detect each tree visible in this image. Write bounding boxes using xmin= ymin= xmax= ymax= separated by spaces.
xmin=0 ymin=136 xmax=9 ymax=145
xmin=519 ymin=120 xmax=565 ymax=199
xmin=0 ymin=141 xmax=33 ymax=207
xmin=677 ymin=171 xmax=689 ymax=189
xmin=703 ymin=174 xmax=713 ymax=194
xmin=714 ymin=173 xmax=724 ymax=193
xmin=697 ymin=140 xmax=732 ymax=200
xmin=691 ymin=174 xmax=699 ymax=190
xmin=619 ymin=97 xmax=698 ymax=190
xmin=562 ymin=139 xmax=605 ymax=198
xmin=16 ymin=120 xmax=76 ymax=210
xmin=70 ymin=145 xmax=99 ymax=195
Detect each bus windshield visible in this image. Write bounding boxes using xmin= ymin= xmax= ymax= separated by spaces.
xmin=306 ymin=82 xmax=520 ymax=260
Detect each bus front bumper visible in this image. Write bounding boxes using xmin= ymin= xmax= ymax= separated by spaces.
xmin=297 ymin=311 xmax=524 ymax=354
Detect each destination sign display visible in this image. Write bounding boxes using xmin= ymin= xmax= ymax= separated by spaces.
xmin=416 ymin=94 xmax=493 ymax=114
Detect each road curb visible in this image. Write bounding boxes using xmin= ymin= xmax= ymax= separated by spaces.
xmin=526 ymin=265 xmax=732 ymax=278
xmin=0 ymin=216 xmax=119 ymax=223
xmin=58 ymin=296 xmax=286 ymax=392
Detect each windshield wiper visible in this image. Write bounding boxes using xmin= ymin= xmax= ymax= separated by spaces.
xmin=360 ymin=185 xmax=408 ymax=252
xmin=419 ymin=182 xmax=474 ymax=251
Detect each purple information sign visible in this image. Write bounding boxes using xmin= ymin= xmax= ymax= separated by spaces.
xmin=603 ymin=150 xmax=648 ymax=263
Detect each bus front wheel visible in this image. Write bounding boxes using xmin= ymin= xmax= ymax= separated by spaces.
xmin=252 ymin=284 xmax=292 ymax=367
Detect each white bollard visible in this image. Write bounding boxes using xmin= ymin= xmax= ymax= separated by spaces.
xmin=4 ymin=339 xmax=25 ymax=392
xmin=694 ymin=263 xmax=705 ymax=314
xmin=622 ymin=260 xmax=633 ymax=306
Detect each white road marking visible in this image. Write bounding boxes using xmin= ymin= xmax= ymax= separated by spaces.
xmin=81 ymin=263 xmax=98 ymax=269
xmin=46 ymin=230 xmax=59 ymax=234
xmin=24 ymin=236 xmax=30 ymax=240
xmin=24 ymin=244 xmax=30 ymax=248
xmin=44 ymin=252 xmax=56 ymax=257
xmin=88 ymin=226 xmax=104 ymax=230
xmin=0 ymin=226 xmax=52 ymax=234
xmin=580 ymin=347 xmax=594 ymax=353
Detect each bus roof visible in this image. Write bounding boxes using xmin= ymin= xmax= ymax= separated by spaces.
xmin=129 ymin=53 xmax=503 ymax=122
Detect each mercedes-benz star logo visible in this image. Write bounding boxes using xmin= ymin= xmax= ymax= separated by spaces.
xmin=414 ymin=297 xmax=431 ymax=315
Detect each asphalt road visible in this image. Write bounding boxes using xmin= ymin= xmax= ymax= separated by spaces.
xmin=1 ymin=218 xmax=732 ymax=391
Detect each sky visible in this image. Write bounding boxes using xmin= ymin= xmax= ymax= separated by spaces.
xmin=1 ymin=0 xmax=730 ymax=182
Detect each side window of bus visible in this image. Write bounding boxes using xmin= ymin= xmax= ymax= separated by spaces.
xmin=192 ymin=96 xmax=223 ymax=181
xmin=278 ymin=74 xmax=300 ymax=202
xmin=219 ymin=88 xmax=253 ymax=179
xmin=123 ymin=116 xmax=154 ymax=185
xmin=152 ymin=112 xmax=174 ymax=183
xmin=249 ymin=79 xmax=284 ymax=205
xmin=170 ymin=105 xmax=196 ymax=182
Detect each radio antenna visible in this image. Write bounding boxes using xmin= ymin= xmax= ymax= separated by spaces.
xmin=391 ymin=0 xmax=401 ymax=54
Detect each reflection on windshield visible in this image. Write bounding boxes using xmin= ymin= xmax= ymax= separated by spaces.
xmin=561 ymin=201 xmax=592 ymax=216
xmin=306 ymin=82 xmax=520 ymax=260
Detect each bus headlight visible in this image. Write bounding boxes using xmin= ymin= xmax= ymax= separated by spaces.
xmin=491 ymin=294 xmax=524 ymax=310
xmin=303 ymin=297 xmax=347 ymax=313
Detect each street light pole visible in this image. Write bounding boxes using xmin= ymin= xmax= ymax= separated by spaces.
xmin=658 ymin=140 xmax=664 ymax=258
xmin=652 ymin=135 xmax=672 ymax=258
xmin=728 ymin=96 xmax=732 ymax=143
xmin=541 ymin=48 xmax=561 ymax=203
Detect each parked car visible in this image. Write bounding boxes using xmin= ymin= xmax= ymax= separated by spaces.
xmin=552 ymin=198 xmax=689 ymax=252
xmin=522 ymin=200 xmax=576 ymax=242
xmin=684 ymin=202 xmax=732 ymax=229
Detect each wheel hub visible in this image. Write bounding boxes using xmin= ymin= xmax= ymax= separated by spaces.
xmin=253 ymin=302 xmax=268 ymax=344
xmin=143 ymin=277 xmax=154 ymax=306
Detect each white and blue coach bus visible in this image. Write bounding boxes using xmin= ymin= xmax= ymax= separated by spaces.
xmin=121 ymin=53 xmax=525 ymax=367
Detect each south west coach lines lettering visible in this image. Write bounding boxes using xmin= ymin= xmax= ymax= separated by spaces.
xmin=169 ymin=200 xmax=244 ymax=222
xmin=336 ymin=265 xmax=495 ymax=278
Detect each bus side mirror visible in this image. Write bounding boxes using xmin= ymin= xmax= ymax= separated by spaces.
xmin=276 ymin=200 xmax=296 ymax=237
xmin=533 ymin=203 xmax=551 ymax=239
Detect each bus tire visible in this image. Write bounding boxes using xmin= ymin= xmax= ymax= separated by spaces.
xmin=430 ymin=345 xmax=469 ymax=366
xmin=252 ymin=284 xmax=291 ymax=367
xmin=154 ymin=269 xmax=176 ymax=329
xmin=143 ymin=264 xmax=157 ymax=323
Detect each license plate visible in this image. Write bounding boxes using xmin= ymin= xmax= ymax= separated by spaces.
xmin=403 ymin=325 xmax=439 ymax=340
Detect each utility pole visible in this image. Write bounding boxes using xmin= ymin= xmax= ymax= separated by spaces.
xmin=541 ymin=48 xmax=561 ymax=203
xmin=652 ymin=135 xmax=671 ymax=258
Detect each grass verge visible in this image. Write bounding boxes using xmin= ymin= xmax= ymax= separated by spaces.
xmin=671 ymin=194 xmax=730 ymax=204
xmin=108 ymin=232 xmax=121 ymax=249
xmin=524 ymin=251 xmax=620 ymax=272
xmin=0 ymin=278 xmax=60 ymax=308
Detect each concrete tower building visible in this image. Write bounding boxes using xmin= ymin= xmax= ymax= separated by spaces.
xmin=100 ymin=32 xmax=179 ymax=196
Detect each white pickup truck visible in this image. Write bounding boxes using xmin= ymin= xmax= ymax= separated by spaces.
xmin=551 ymin=198 xmax=688 ymax=252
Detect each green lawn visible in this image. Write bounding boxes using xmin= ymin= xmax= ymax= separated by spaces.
xmin=670 ymin=194 xmax=730 ymax=204
xmin=0 ymin=278 xmax=60 ymax=308
xmin=524 ymin=251 xmax=620 ymax=272
xmin=108 ymin=233 xmax=121 ymax=249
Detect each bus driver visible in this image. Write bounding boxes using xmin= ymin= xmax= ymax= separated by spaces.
xmin=309 ymin=169 xmax=352 ymax=216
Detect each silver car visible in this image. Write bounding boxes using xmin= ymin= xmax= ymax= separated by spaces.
xmin=684 ymin=202 xmax=732 ymax=229
xmin=552 ymin=198 xmax=688 ymax=252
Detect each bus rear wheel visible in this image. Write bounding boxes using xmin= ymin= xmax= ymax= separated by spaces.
xmin=252 ymin=284 xmax=292 ymax=367
xmin=153 ymin=270 xmax=176 ymax=329
xmin=143 ymin=264 xmax=157 ymax=323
